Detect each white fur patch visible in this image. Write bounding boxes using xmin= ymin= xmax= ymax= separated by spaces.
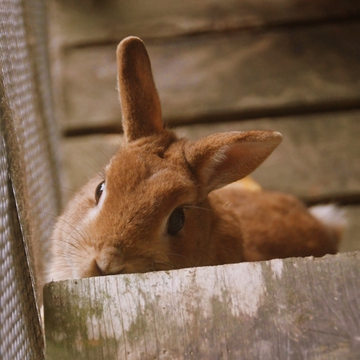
xmin=309 ymin=204 xmax=346 ymax=232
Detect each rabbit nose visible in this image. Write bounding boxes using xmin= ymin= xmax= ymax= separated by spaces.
xmin=95 ymin=261 xmax=126 ymax=276
xmin=94 ymin=260 xmax=106 ymax=276
xmin=94 ymin=250 xmax=125 ymax=276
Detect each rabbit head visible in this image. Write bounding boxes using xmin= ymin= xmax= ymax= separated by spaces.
xmin=46 ymin=37 xmax=282 ymax=282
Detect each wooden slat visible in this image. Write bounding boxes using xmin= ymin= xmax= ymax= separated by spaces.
xmin=48 ymin=0 xmax=360 ymax=45
xmin=340 ymin=206 xmax=360 ymax=253
xmin=60 ymin=22 xmax=360 ymax=130
xmin=61 ymin=111 xmax=360 ymax=200
xmin=44 ymin=252 xmax=360 ymax=359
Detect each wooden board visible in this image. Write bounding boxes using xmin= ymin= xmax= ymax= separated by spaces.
xmin=44 ymin=252 xmax=360 ymax=360
xmin=340 ymin=206 xmax=360 ymax=253
xmin=60 ymin=22 xmax=360 ymax=130
xmin=61 ymin=111 xmax=360 ymax=200
xmin=48 ymin=0 xmax=360 ymax=45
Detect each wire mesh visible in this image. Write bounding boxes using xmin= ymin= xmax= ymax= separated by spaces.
xmin=0 ymin=134 xmax=44 ymax=360
xmin=0 ymin=0 xmax=61 ymax=358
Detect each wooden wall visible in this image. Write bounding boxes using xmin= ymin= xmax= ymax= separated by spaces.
xmin=48 ymin=0 xmax=360 ymax=251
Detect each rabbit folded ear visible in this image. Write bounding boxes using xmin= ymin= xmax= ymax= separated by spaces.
xmin=185 ymin=130 xmax=282 ymax=194
xmin=117 ymin=36 xmax=163 ymax=142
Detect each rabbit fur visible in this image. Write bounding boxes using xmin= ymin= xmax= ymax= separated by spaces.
xmin=45 ymin=37 xmax=344 ymax=283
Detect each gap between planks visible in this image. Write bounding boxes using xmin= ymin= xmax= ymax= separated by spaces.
xmin=62 ymin=104 xmax=360 ymax=138
xmin=63 ymin=15 xmax=360 ymax=51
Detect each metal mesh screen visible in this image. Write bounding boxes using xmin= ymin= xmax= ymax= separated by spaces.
xmin=0 ymin=133 xmax=44 ymax=359
xmin=0 ymin=0 xmax=61 ymax=358
xmin=24 ymin=0 xmax=62 ymax=206
xmin=0 ymin=0 xmax=60 ymax=289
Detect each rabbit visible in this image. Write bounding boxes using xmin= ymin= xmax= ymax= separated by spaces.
xmin=45 ymin=36 xmax=345 ymax=283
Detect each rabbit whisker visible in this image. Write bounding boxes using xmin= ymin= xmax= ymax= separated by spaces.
xmin=55 ymin=217 xmax=93 ymax=247
xmin=52 ymin=227 xmax=91 ymax=254
xmin=184 ymin=205 xmax=210 ymax=212
xmin=165 ymin=252 xmax=187 ymax=260
xmin=51 ymin=239 xmax=92 ymax=261
xmin=50 ymin=245 xmax=90 ymax=261
xmin=152 ymin=261 xmax=175 ymax=271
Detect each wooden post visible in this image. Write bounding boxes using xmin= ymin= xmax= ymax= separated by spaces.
xmin=44 ymin=252 xmax=360 ymax=359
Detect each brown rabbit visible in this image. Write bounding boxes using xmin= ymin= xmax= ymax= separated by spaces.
xmin=45 ymin=37 xmax=344 ymax=283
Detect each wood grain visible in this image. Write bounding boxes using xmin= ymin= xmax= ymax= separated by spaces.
xmin=48 ymin=0 xmax=360 ymax=45
xmin=60 ymin=22 xmax=360 ymax=130
xmin=44 ymin=252 xmax=360 ymax=360
xmin=340 ymin=206 xmax=360 ymax=253
xmin=61 ymin=111 xmax=360 ymax=200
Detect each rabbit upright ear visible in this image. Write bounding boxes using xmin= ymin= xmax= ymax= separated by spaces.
xmin=117 ymin=36 xmax=163 ymax=141
xmin=185 ymin=130 xmax=282 ymax=194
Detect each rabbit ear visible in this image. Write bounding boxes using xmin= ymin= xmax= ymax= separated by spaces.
xmin=117 ymin=36 xmax=163 ymax=141
xmin=185 ymin=130 xmax=282 ymax=194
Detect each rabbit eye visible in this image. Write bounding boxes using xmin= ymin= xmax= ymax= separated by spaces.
xmin=95 ymin=181 xmax=105 ymax=204
xmin=167 ymin=207 xmax=185 ymax=236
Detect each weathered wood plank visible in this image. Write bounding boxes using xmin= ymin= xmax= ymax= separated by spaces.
xmin=340 ymin=206 xmax=360 ymax=253
xmin=48 ymin=0 xmax=360 ymax=45
xmin=61 ymin=111 xmax=360 ymax=200
xmin=44 ymin=252 xmax=360 ymax=360
xmin=60 ymin=22 xmax=360 ymax=130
